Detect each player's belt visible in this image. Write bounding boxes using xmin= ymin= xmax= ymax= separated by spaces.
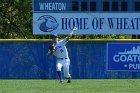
xmin=57 ymin=58 xmax=67 ymax=60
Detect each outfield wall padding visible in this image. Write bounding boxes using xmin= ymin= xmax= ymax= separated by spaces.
xmin=0 ymin=40 xmax=140 ymax=79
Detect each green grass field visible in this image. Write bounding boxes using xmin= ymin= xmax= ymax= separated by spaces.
xmin=0 ymin=79 xmax=140 ymax=93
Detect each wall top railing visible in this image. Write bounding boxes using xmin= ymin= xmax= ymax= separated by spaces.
xmin=0 ymin=39 xmax=140 ymax=42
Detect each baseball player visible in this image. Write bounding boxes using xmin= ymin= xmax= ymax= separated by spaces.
xmin=47 ymin=27 xmax=77 ymax=83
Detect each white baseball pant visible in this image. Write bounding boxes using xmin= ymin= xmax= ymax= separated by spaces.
xmin=56 ymin=58 xmax=71 ymax=78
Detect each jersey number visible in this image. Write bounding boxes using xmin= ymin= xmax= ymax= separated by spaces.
xmin=60 ymin=49 xmax=63 ymax=53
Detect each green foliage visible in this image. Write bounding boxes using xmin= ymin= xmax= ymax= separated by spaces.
xmin=0 ymin=0 xmax=33 ymax=39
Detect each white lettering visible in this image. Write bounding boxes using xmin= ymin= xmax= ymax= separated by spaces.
xmin=49 ymin=3 xmax=52 ymax=10
xmin=138 ymin=55 xmax=140 ymax=61
xmin=39 ymin=3 xmax=66 ymax=11
xmin=113 ymin=54 xmax=140 ymax=62
xmin=120 ymin=55 xmax=127 ymax=62
xmin=129 ymin=64 xmax=140 ymax=69
xmin=132 ymin=55 xmax=138 ymax=62
xmin=127 ymin=55 xmax=133 ymax=62
xmin=113 ymin=55 xmax=119 ymax=62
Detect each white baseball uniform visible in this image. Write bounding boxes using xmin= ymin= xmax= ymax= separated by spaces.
xmin=51 ymin=38 xmax=71 ymax=78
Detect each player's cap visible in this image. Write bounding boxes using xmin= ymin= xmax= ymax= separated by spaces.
xmin=52 ymin=34 xmax=58 ymax=38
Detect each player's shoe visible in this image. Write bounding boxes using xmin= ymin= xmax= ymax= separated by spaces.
xmin=60 ymin=80 xmax=64 ymax=84
xmin=67 ymin=77 xmax=71 ymax=83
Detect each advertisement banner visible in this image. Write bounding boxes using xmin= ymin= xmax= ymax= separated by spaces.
xmin=107 ymin=43 xmax=140 ymax=71
xmin=33 ymin=13 xmax=140 ymax=35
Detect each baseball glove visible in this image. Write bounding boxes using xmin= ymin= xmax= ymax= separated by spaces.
xmin=49 ymin=44 xmax=55 ymax=51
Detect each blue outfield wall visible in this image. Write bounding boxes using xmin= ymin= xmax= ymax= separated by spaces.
xmin=0 ymin=40 xmax=140 ymax=79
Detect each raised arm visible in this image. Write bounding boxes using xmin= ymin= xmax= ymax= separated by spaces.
xmin=65 ymin=27 xmax=77 ymax=42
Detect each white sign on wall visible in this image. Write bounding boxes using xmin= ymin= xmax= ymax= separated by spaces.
xmin=33 ymin=13 xmax=140 ymax=35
